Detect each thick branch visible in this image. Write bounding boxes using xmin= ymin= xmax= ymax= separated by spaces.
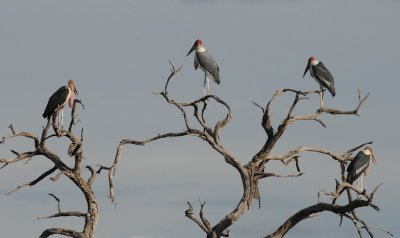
xmin=265 ymin=200 xmax=370 ymax=238
xmin=39 ymin=228 xmax=84 ymax=238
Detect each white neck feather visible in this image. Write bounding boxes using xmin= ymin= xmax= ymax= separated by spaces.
xmin=197 ymin=46 xmax=206 ymax=53
xmin=311 ymin=60 xmax=319 ymax=66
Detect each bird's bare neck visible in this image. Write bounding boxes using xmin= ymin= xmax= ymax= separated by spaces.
xmin=67 ymin=87 xmax=75 ymax=108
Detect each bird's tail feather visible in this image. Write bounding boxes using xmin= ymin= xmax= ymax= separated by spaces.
xmin=42 ymin=109 xmax=49 ymax=118
xmin=206 ymin=72 xmax=220 ymax=85
xmin=329 ymin=87 xmax=336 ymax=97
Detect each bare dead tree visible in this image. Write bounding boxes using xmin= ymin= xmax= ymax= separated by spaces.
xmin=0 ymin=100 xmax=101 ymax=238
xmin=107 ymin=62 xmax=389 ymax=238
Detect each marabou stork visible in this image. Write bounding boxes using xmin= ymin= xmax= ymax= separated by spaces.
xmin=346 ymin=147 xmax=377 ymax=193
xmin=42 ymin=80 xmax=78 ymax=128
xmin=186 ymin=39 xmax=220 ymax=96
xmin=303 ymin=56 xmax=336 ymax=107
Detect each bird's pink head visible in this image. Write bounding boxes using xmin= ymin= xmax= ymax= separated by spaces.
xmin=364 ymin=146 xmax=377 ymax=164
xmin=187 ymin=39 xmax=203 ymax=56
xmin=68 ymin=80 xmax=78 ymax=96
xmin=303 ymin=56 xmax=317 ymax=77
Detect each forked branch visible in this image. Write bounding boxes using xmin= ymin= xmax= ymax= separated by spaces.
xmin=109 ymin=63 xmax=382 ymax=238
xmin=265 ymin=200 xmax=370 ymax=238
xmin=1 ymin=99 xmax=99 ymax=238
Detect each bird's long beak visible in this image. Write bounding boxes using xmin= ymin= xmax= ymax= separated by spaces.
xmin=303 ymin=61 xmax=310 ymax=78
xmin=74 ymin=86 xmax=79 ymax=96
xmin=186 ymin=42 xmax=196 ymax=57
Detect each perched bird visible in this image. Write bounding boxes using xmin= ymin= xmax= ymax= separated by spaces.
xmin=346 ymin=147 xmax=377 ymax=192
xmin=303 ymin=56 xmax=336 ymax=104
xmin=43 ymin=80 xmax=78 ymax=128
xmin=186 ymin=39 xmax=220 ymax=96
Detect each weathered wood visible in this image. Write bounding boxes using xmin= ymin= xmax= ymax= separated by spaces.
xmin=1 ymin=100 xmax=98 ymax=238
xmin=265 ymin=200 xmax=370 ymax=238
xmin=109 ymin=63 xmax=383 ymax=238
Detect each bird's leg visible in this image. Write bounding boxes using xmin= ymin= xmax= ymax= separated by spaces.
xmin=319 ymin=86 xmax=324 ymax=109
xmin=203 ymin=73 xmax=207 ymax=97
xmin=359 ymin=176 xmax=364 ymax=199
xmin=57 ymin=112 xmax=60 ymax=128
xmin=61 ymin=109 xmax=64 ymax=129
xmin=356 ymin=178 xmax=360 ymax=199
xmin=360 ymin=175 xmax=364 ymax=192
xmin=207 ymin=78 xmax=210 ymax=95
xmin=356 ymin=176 xmax=364 ymax=199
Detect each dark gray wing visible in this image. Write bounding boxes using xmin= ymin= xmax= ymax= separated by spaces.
xmin=346 ymin=151 xmax=370 ymax=184
xmin=194 ymin=52 xmax=199 ymax=70
xmin=196 ymin=51 xmax=220 ymax=84
xmin=42 ymin=86 xmax=69 ymax=118
xmin=312 ymin=62 xmax=336 ymax=96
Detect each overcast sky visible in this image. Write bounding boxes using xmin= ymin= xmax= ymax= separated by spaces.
xmin=0 ymin=0 xmax=399 ymax=237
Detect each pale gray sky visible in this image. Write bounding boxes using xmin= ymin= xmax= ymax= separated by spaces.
xmin=0 ymin=0 xmax=399 ymax=237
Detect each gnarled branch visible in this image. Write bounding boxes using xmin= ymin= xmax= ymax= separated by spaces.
xmin=265 ymin=200 xmax=370 ymax=238
xmin=110 ymin=63 xmax=383 ymax=238
xmin=1 ymin=99 xmax=99 ymax=238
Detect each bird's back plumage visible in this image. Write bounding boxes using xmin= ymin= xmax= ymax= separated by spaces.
xmin=346 ymin=151 xmax=371 ymax=184
xmin=195 ymin=51 xmax=220 ymax=84
xmin=42 ymin=86 xmax=70 ymax=118
xmin=311 ymin=62 xmax=335 ymax=96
